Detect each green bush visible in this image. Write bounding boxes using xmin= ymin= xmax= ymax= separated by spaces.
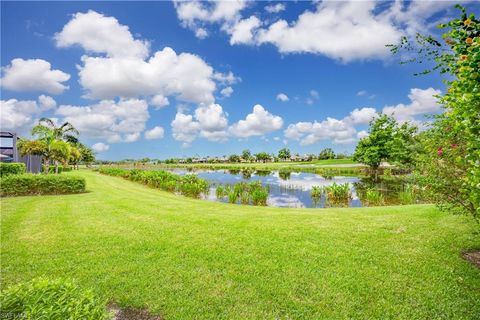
xmin=0 ymin=174 xmax=86 ymax=197
xmin=0 ymin=163 xmax=26 ymax=176
xmin=0 ymin=278 xmax=110 ymax=320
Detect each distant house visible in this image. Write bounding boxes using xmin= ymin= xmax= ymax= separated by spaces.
xmin=0 ymin=132 xmax=42 ymax=173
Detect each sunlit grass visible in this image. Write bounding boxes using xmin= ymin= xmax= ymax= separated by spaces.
xmin=1 ymin=170 xmax=479 ymax=319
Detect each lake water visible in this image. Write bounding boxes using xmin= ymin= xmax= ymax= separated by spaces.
xmin=168 ymin=168 xmax=412 ymax=208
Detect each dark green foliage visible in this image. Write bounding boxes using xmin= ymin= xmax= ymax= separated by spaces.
xmin=0 ymin=278 xmax=110 ymax=320
xmin=99 ymin=167 xmax=209 ymax=198
xmin=278 ymin=148 xmax=291 ymax=160
xmin=318 ymin=148 xmax=335 ymax=160
xmin=228 ymin=154 xmax=241 ymax=163
xmin=0 ymin=174 xmax=86 ymax=197
xmin=0 ymin=163 xmax=26 ymax=177
xmin=353 ymin=114 xmax=418 ymax=173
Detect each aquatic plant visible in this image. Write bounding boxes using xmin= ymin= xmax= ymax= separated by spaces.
xmin=324 ymin=182 xmax=351 ymax=203
xmin=365 ymin=189 xmax=385 ymax=206
xmin=216 ymin=185 xmax=226 ymax=198
xmin=398 ymin=184 xmax=416 ymax=205
xmin=311 ymin=186 xmax=322 ymax=199
xmin=251 ymin=187 xmax=268 ymax=206
xmin=227 ymin=189 xmax=238 ymax=203
xmin=240 ymin=192 xmax=250 ymax=204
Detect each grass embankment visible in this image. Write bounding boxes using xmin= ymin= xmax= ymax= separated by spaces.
xmin=1 ymin=170 xmax=479 ymax=319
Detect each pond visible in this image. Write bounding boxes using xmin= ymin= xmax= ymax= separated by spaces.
xmin=167 ymin=168 xmax=420 ymax=208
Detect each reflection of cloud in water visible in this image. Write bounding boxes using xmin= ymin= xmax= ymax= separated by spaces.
xmin=267 ymin=193 xmax=305 ymax=208
xmin=274 ymin=173 xmax=359 ymax=191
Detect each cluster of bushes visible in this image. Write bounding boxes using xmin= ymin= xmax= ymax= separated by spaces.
xmin=0 ymin=174 xmax=86 ymax=197
xmin=99 ymin=167 xmax=209 ymax=198
xmin=0 ymin=278 xmax=110 ymax=319
xmin=0 ymin=163 xmax=26 ymax=177
xmin=216 ymin=181 xmax=269 ymax=206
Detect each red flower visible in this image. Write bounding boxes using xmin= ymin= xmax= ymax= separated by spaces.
xmin=437 ymin=147 xmax=443 ymax=156
xmin=451 ymin=144 xmax=458 ymax=149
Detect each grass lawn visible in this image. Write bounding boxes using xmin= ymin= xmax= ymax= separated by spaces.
xmin=1 ymin=170 xmax=479 ymax=319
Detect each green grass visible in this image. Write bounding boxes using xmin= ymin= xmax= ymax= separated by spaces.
xmin=1 ymin=170 xmax=479 ymax=319
xmin=121 ymin=158 xmax=364 ymax=176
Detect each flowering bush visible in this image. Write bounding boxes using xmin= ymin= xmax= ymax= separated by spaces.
xmin=391 ymin=5 xmax=479 ymax=220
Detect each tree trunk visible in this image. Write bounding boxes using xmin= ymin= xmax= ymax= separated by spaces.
xmin=55 ymin=161 xmax=59 ymax=174
xmin=44 ymin=160 xmax=50 ymax=175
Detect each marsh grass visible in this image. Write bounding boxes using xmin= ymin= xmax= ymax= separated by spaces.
xmin=216 ymin=181 xmax=269 ymax=206
xmin=365 ymin=190 xmax=385 ymax=206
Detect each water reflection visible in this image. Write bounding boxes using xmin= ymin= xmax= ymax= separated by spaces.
xmin=165 ymin=168 xmax=417 ymax=209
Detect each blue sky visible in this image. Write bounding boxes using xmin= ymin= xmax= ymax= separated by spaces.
xmin=1 ymin=1 xmax=478 ymax=160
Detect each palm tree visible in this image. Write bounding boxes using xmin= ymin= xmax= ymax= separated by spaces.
xmin=50 ymin=140 xmax=71 ymax=174
xmin=31 ymin=118 xmax=79 ymax=174
xmin=69 ymin=146 xmax=82 ymax=170
xmin=32 ymin=118 xmax=79 ymax=143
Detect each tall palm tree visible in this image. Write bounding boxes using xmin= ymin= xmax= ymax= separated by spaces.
xmin=32 ymin=118 xmax=79 ymax=143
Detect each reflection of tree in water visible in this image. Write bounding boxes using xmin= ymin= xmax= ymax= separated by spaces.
xmin=228 ymin=169 xmax=240 ymax=175
xmin=354 ymin=176 xmax=409 ymax=205
xmin=278 ymin=171 xmax=291 ymax=181
xmin=255 ymin=170 xmax=271 ymax=177
xmin=242 ymin=170 xmax=253 ymax=180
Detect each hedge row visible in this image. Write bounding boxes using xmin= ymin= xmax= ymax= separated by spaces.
xmin=0 ymin=174 xmax=86 ymax=197
xmin=0 ymin=278 xmax=110 ymax=320
xmin=0 ymin=162 xmax=26 ymax=176
xmin=99 ymin=167 xmax=209 ymax=198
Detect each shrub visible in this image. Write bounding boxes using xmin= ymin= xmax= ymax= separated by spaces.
xmin=0 ymin=278 xmax=110 ymax=320
xmin=0 ymin=163 xmax=26 ymax=176
xmin=0 ymin=174 xmax=86 ymax=197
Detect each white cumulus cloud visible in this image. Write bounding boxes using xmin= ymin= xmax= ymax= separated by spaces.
xmin=0 ymin=95 xmax=57 ymax=133
xmin=230 ymin=104 xmax=283 ymax=138
xmin=276 ymin=93 xmax=289 ymax=102
xmin=220 ymin=86 xmax=233 ymax=98
xmin=265 ymin=3 xmax=286 ymax=14
xmin=144 ymin=126 xmax=165 ymax=140
xmin=55 ymin=10 xmax=238 ymax=106
xmin=56 ymin=99 xmax=149 ymax=143
xmin=92 ymin=142 xmax=109 ymax=153
xmin=1 ymin=58 xmax=70 ymax=94
xmin=55 ymin=10 xmax=149 ymax=59
xmin=382 ymin=87 xmax=441 ymax=122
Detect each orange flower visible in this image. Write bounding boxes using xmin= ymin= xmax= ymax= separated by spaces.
xmin=464 ymin=19 xmax=472 ymax=26
xmin=466 ymin=37 xmax=473 ymax=45
xmin=460 ymin=55 xmax=468 ymax=61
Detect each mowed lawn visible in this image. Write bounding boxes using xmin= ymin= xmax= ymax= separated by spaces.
xmin=1 ymin=171 xmax=479 ymax=319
